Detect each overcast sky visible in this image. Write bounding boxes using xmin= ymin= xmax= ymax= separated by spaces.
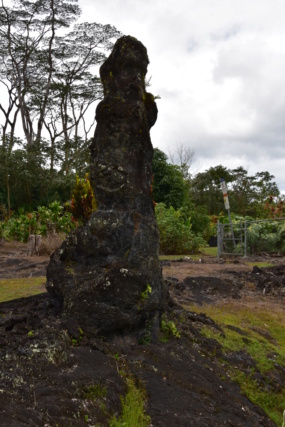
xmin=79 ymin=0 xmax=285 ymax=193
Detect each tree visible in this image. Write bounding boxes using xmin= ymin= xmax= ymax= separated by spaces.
xmin=229 ymin=167 xmax=255 ymax=215
xmin=190 ymin=165 xmax=233 ymax=214
xmin=168 ymin=142 xmax=195 ymax=179
xmin=0 ymin=0 xmax=81 ymax=146
xmin=152 ymin=148 xmax=188 ymax=209
xmin=253 ymin=171 xmax=279 ymax=205
xmin=0 ymin=0 xmax=121 ymax=209
xmin=189 ymin=165 xmax=281 ymax=217
xmin=0 ymin=0 xmax=121 ymax=172
xmin=228 ymin=168 xmax=280 ymax=216
xmin=43 ymin=22 xmax=120 ymax=174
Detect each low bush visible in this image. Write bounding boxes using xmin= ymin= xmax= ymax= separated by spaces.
xmin=247 ymin=221 xmax=284 ymax=254
xmin=65 ymin=173 xmax=97 ymax=224
xmin=2 ymin=201 xmax=75 ymax=243
xmin=155 ymin=203 xmax=206 ymax=254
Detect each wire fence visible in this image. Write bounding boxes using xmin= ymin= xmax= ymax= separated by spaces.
xmin=217 ymin=218 xmax=285 ymax=257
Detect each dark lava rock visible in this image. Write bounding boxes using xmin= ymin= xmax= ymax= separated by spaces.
xmin=46 ymin=36 xmax=169 ymax=337
xmin=181 ymin=276 xmax=243 ymax=305
xmin=249 ymin=264 xmax=285 ymax=295
xmin=0 ymin=294 xmax=276 ymax=427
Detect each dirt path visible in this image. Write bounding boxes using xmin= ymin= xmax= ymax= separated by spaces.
xmin=163 ymin=255 xmax=285 ymax=306
xmin=0 ymin=241 xmax=49 ymax=279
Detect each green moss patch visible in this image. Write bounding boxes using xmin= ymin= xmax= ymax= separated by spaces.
xmin=186 ymin=302 xmax=285 ymax=425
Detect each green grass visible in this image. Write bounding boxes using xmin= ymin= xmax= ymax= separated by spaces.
xmin=245 ymin=261 xmax=274 ymax=268
xmin=0 ymin=277 xmax=46 ymax=303
xmin=159 ymin=254 xmax=187 ymax=261
xmin=230 ymin=371 xmax=285 ymax=426
xmin=159 ymin=246 xmax=218 ymax=261
xmin=200 ymin=246 xmax=218 ymax=257
xmin=109 ymin=376 xmax=150 ymax=427
xmin=185 ymin=302 xmax=285 ymax=425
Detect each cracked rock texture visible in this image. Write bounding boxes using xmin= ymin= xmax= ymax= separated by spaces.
xmin=46 ymin=36 xmax=168 ymax=336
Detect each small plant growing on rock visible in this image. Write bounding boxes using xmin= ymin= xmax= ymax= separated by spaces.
xmin=138 ymin=320 xmax=152 ymax=345
xmin=83 ymin=383 xmax=107 ymax=400
xmin=109 ymin=375 xmax=150 ymax=427
xmin=160 ymin=315 xmax=181 ymax=342
xmin=140 ymin=284 xmax=152 ymax=300
xmin=65 ymin=173 xmax=97 ymax=224
xmin=71 ymin=327 xmax=84 ymax=346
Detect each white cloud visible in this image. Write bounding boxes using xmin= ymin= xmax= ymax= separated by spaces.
xmin=50 ymin=0 xmax=285 ymax=195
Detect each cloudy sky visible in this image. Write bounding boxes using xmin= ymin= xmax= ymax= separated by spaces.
xmin=80 ymin=0 xmax=285 ymax=193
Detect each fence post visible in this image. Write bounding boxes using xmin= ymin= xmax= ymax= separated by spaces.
xmin=217 ymin=220 xmax=222 ymax=258
xmin=244 ymin=220 xmax=247 ymax=258
xmin=35 ymin=235 xmax=42 ymax=256
xmin=28 ymin=235 xmax=36 ymax=256
xmin=28 ymin=234 xmax=42 ymax=256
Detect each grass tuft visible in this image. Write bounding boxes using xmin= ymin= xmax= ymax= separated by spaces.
xmin=109 ymin=376 xmax=150 ymax=427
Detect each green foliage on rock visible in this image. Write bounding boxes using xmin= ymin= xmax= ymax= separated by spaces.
xmin=160 ymin=314 xmax=181 ymax=342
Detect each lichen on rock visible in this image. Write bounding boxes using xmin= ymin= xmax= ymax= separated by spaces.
xmin=46 ymin=36 xmax=168 ymax=337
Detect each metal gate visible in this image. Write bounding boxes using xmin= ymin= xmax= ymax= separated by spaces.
xmin=217 ymin=218 xmax=285 ymax=257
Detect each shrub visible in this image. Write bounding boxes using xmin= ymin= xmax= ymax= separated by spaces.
xmin=180 ymin=203 xmax=211 ymax=241
xmin=66 ymin=173 xmax=97 ymax=224
xmin=3 ymin=213 xmax=37 ymax=242
xmin=247 ymin=221 xmax=284 ymax=254
xmin=155 ymin=203 xmax=206 ymax=254
xmin=2 ymin=202 xmax=75 ymax=243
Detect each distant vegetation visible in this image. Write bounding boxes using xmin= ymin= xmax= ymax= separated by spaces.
xmin=1 ymin=146 xmax=284 ymax=255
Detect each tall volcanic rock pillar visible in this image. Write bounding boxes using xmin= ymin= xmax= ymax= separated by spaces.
xmin=46 ymin=36 xmax=168 ymax=336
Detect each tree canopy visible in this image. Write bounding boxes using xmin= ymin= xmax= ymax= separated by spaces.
xmin=152 ymin=148 xmax=188 ymax=209
xmin=189 ymin=165 xmax=280 ymax=216
xmin=0 ymin=0 xmax=121 ymax=211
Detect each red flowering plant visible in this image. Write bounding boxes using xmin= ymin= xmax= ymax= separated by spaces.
xmin=261 ymin=195 xmax=284 ymax=219
xmin=66 ymin=174 xmax=97 ymax=225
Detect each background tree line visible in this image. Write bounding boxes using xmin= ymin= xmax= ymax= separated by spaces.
xmin=152 ymin=145 xmax=284 ymax=253
xmin=0 ymin=0 xmax=120 ymax=210
xmin=153 ymin=147 xmax=282 ymax=218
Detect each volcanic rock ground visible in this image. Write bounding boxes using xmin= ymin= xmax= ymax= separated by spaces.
xmin=1 ymin=241 xmax=284 ymax=426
